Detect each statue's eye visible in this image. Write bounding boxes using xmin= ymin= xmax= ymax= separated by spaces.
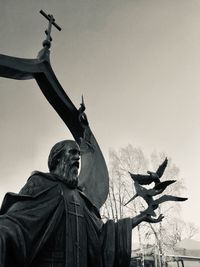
xmin=69 ymin=149 xmax=80 ymax=156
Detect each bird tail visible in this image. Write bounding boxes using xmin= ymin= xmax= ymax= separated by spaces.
xmin=124 ymin=194 xmax=138 ymax=206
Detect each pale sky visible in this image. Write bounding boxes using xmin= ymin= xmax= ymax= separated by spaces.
xmin=0 ymin=0 xmax=200 ymax=239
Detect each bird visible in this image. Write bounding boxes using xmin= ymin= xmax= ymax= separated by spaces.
xmin=124 ymin=180 xmax=187 ymax=217
xmin=125 ymin=158 xmax=187 ymax=218
xmin=124 ymin=179 xmax=176 ymax=207
xmin=145 ymin=194 xmax=188 ymax=217
xmin=129 ymin=157 xmax=168 ymax=186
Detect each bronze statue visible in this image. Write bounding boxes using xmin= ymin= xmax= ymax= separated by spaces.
xmin=0 ymin=138 xmax=164 ymax=267
xmin=0 ymin=11 xmax=187 ymax=267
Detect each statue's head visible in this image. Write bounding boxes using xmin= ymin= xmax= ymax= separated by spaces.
xmin=48 ymin=140 xmax=80 ymax=186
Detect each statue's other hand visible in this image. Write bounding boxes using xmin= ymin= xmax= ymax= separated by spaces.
xmin=144 ymin=214 xmax=164 ymax=223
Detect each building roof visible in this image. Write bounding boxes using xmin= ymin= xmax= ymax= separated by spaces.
xmin=175 ymin=239 xmax=200 ymax=250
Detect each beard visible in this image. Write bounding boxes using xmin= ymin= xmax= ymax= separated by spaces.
xmin=64 ymin=163 xmax=79 ymax=188
xmin=66 ymin=175 xmax=78 ymax=189
xmin=54 ymin=158 xmax=80 ymax=188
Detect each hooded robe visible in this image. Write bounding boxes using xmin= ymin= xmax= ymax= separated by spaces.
xmin=0 ymin=172 xmax=132 ymax=267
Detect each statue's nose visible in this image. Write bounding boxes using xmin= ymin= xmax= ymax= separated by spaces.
xmin=74 ymin=153 xmax=80 ymax=160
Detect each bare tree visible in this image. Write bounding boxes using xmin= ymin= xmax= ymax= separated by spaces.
xmin=101 ymin=145 xmax=149 ymax=264
xmin=144 ymin=151 xmax=187 ymax=256
xmin=163 ymin=218 xmax=199 ymax=249
xmin=101 ymin=145 xmax=148 ymax=221
xmin=101 ymin=145 xmax=193 ymax=260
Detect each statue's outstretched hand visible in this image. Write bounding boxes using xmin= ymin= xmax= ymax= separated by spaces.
xmin=144 ymin=214 xmax=164 ymax=223
xmin=132 ymin=212 xmax=163 ymax=228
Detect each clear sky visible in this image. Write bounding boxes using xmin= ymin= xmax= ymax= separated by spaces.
xmin=0 ymin=0 xmax=200 ymax=239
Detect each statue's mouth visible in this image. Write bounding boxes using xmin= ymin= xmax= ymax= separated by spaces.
xmin=71 ymin=161 xmax=79 ymax=169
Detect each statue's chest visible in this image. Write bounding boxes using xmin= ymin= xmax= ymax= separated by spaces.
xmin=62 ymin=188 xmax=85 ymax=221
xmin=61 ymin=187 xmax=88 ymax=267
xmin=34 ymin=187 xmax=88 ymax=267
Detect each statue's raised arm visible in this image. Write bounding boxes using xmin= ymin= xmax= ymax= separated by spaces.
xmin=0 ymin=10 xmax=109 ymax=209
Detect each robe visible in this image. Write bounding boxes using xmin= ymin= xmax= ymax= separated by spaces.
xmin=0 ymin=172 xmax=132 ymax=267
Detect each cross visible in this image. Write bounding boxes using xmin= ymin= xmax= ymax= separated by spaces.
xmin=69 ymin=196 xmax=83 ymax=267
xmin=40 ymin=10 xmax=62 ymax=49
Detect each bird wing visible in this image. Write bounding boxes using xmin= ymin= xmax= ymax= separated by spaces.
xmin=134 ymin=183 xmax=154 ymax=205
xmin=154 ymin=195 xmax=188 ymax=205
xmin=156 ymin=158 xmax=168 ymax=178
xmin=146 ymin=188 xmax=160 ymax=197
xmin=154 ymin=180 xmax=176 ymax=191
xmin=129 ymin=173 xmax=154 ymax=185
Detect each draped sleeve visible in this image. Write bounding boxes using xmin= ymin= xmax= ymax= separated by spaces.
xmin=84 ymin=202 xmax=132 ymax=267
xmin=102 ymin=218 xmax=132 ymax=267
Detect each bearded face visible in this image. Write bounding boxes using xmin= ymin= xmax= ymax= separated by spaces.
xmin=61 ymin=144 xmax=80 ymax=177
xmin=51 ymin=141 xmax=80 ymax=186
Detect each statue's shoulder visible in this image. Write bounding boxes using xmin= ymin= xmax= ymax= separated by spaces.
xmin=19 ymin=171 xmax=56 ymax=196
xmin=0 ymin=172 xmax=59 ymax=214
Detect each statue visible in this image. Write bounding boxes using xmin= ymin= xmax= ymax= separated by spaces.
xmin=0 ymin=11 xmax=187 ymax=267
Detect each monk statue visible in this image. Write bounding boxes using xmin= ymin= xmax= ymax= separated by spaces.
xmin=0 ymin=10 xmax=187 ymax=267
xmin=0 ymin=137 xmax=164 ymax=267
